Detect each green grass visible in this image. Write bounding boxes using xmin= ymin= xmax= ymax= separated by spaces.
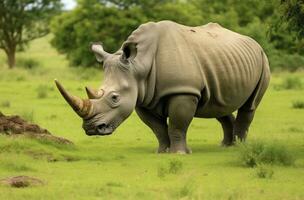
xmin=0 ymin=36 xmax=303 ymax=199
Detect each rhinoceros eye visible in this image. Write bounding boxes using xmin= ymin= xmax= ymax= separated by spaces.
xmin=111 ymin=93 xmax=120 ymax=103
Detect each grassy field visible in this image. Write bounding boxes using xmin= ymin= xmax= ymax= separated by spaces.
xmin=0 ymin=36 xmax=303 ymax=200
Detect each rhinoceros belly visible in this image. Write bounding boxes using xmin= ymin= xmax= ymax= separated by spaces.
xmin=194 ymin=77 xmax=259 ymax=118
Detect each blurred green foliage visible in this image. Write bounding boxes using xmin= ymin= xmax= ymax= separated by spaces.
xmin=51 ymin=0 xmax=304 ymax=70
xmin=17 ymin=57 xmax=40 ymax=69
xmin=279 ymin=0 xmax=304 ymax=38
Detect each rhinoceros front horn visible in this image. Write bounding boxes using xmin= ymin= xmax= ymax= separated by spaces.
xmin=55 ymin=79 xmax=93 ymax=119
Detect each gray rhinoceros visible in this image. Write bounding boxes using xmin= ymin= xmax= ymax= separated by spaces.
xmin=55 ymin=20 xmax=270 ymax=154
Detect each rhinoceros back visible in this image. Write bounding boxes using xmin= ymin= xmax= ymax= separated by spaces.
xmin=128 ymin=21 xmax=268 ymax=117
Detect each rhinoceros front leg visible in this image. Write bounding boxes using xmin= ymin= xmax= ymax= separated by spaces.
xmin=167 ymin=95 xmax=198 ymax=154
xmin=135 ymin=107 xmax=170 ymax=153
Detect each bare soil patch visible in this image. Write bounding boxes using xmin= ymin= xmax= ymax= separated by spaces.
xmin=0 ymin=176 xmax=44 ymax=188
xmin=0 ymin=112 xmax=72 ymax=145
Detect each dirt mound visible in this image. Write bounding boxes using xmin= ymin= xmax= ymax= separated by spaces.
xmin=0 ymin=176 xmax=44 ymax=188
xmin=0 ymin=112 xmax=72 ymax=145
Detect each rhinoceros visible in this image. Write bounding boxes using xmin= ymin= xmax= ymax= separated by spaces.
xmin=55 ymin=20 xmax=270 ymax=154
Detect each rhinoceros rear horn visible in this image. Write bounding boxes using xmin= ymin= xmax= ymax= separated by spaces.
xmin=90 ymin=42 xmax=110 ymax=63
xmin=55 ymin=79 xmax=92 ymax=118
xmin=85 ymin=86 xmax=104 ymax=99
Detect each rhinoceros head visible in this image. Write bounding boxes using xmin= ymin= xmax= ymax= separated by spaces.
xmin=55 ymin=42 xmax=138 ymax=136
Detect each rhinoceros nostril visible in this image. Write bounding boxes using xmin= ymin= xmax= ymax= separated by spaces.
xmin=97 ymin=123 xmax=107 ymax=133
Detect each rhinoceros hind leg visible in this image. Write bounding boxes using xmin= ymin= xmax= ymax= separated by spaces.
xmin=233 ymin=109 xmax=255 ymax=141
xmin=216 ymin=114 xmax=235 ymax=146
xmin=167 ymin=95 xmax=198 ymax=154
xmin=234 ymin=61 xmax=270 ymax=141
xmin=135 ymin=107 xmax=170 ymax=153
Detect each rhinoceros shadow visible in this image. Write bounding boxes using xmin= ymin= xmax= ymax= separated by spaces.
xmin=127 ymin=143 xmax=228 ymax=155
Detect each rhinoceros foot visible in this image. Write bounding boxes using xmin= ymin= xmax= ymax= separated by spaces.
xmin=169 ymin=146 xmax=192 ymax=154
xmin=157 ymin=145 xmax=169 ymax=153
xmin=221 ymin=139 xmax=235 ymax=147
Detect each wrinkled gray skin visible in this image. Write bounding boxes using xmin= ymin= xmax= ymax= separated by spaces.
xmin=82 ymin=52 xmax=138 ymax=135
xmin=56 ymin=21 xmax=270 ymax=154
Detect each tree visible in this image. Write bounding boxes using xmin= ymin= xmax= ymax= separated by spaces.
xmin=51 ymin=0 xmax=202 ymax=67
xmin=0 ymin=0 xmax=61 ymax=68
xmin=192 ymin=0 xmax=304 ymax=70
xmin=279 ymin=0 xmax=304 ymax=38
xmin=51 ymin=1 xmax=145 ymax=67
xmin=51 ymin=0 xmax=304 ymax=70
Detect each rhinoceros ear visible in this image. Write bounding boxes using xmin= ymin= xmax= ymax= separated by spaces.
xmin=121 ymin=42 xmax=137 ymax=64
xmin=90 ymin=42 xmax=110 ymax=63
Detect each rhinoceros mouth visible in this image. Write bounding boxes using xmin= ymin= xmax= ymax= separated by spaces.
xmin=85 ymin=123 xmax=114 ymax=136
xmin=85 ymin=129 xmax=113 ymax=136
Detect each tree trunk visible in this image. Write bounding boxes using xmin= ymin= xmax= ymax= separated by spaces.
xmin=7 ymin=48 xmax=16 ymax=69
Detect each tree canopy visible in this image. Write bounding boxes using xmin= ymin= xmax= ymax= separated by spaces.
xmin=279 ymin=0 xmax=304 ymax=38
xmin=0 ymin=0 xmax=61 ymax=68
xmin=51 ymin=0 xmax=201 ymax=66
xmin=51 ymin=0 xmax=304 ymax=70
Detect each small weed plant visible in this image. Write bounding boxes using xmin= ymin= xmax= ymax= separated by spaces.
xmin=168 ymin=159 xmax=183 ymax=174
xmin=292 ymin=100 xmax=304 ymax=109
xmin=17 ymin=58 xmax=40 ymax=69
xmin=21 ymin=110 xmax=35 ymax=122
xmin=255 ymin=164 xmax=274 ymax=179
xmin=239 ymin=140 xmax=295 ymax=167
xmin=277 ymin=76 xmax=303 ymax=90
xmin=0 ymin=100 xmax=10 ymax=108
xmin=157 ymin=159 xmax=184 ymax=178
xmin=36 ymin=84 xmax=48 ymax=99
xmin=178 ymin=182 xmax=195 ymax=198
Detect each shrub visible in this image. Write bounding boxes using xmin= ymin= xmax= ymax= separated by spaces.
xmin=269 ymin=53 xmax=304 ymax=72
xmin=0 ymin=100 xmax=10 ymax=108
xmin=255 ymin=164 xmax=274 ymax=179
xmin=51 ymin=0 xmax=202 ymax=67
xmin=281 ymin=76 xmax=302 ymax=90
xmin=292 ymin=100 xmax=304 ymax=109
xmin=259 ymin=144 xmax=295 ymax=166
xmin=17 ymin=58 xmax=40 ymax=69
xmin=239 ymin=141 xmax=264 ymax=167
xmin=16 ymin=75 xmax=26 ymax=81
xmin=239 ymin=140 xmax=295 ymax=167
xmin=36 ymin=84 xmax=48 ymax=99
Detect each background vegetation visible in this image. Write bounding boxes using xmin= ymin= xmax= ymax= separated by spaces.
xmin=50 ymin=0 xmax=304 ymax=70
